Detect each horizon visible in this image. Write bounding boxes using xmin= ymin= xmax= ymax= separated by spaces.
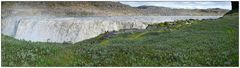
xmin=120 ymin=1 xmax=232 ymax=10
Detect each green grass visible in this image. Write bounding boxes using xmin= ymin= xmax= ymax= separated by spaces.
xmin=1 ymin=12 xmax=239 ymax=66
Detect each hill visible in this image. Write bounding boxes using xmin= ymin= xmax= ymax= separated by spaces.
xmin=1 ymin=1 xmax=229 ymax=17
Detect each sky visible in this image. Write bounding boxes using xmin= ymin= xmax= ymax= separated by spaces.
xmin=120 ymin=1 xmax=232 ymax=10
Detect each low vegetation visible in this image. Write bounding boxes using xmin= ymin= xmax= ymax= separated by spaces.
xmin=1 ymin=12 xmax=238 ymax=66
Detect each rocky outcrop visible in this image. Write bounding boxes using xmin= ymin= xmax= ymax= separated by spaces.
xmin=2 ymin=16 xmax=221 ymax=43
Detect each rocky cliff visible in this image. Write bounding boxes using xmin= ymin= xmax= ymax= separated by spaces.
xmin=1 ymin=1 xmax=229 ymax=43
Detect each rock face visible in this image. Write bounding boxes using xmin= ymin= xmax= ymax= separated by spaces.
xmin=2 ymin=16 xmax=221 ymax=43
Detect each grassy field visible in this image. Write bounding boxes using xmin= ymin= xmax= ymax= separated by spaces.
xmin=1 ymin=12 xmax=239 ymax=66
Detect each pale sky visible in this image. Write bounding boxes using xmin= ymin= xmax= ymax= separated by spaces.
xmin=120 ymin=1 xmax=232 ymax=10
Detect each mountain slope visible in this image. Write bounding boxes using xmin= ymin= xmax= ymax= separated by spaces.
xmin=1 ymin=1 xmax=229 ymax=17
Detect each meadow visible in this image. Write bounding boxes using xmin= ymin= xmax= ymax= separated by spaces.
xmin=1 ymin=12 xmax=239 ymax=66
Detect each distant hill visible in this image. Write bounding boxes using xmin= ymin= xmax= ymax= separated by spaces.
xmin=137 ymin=5 xmax=230 ymax=16
xmin=1 ymin=1 xmax=230 ymax=17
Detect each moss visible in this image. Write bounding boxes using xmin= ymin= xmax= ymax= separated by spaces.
xmin=158 ymin=23 xmax=166 ymax=27
xmin=99 ymin=39 xmax=110 ymax=46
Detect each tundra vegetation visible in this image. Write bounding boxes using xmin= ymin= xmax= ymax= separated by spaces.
xmin=1 ymin=1 xmax=238 ymax=67
xmin=1 ymin=11 xmax=238 ymax=66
